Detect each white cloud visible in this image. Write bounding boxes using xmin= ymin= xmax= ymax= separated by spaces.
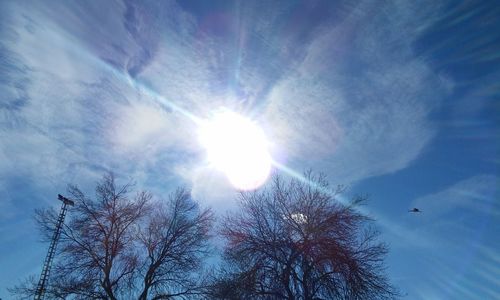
xmin=110 ymin=102 xmax=197 ymax=155
xmin=263 ymin=1 xmax=450 ymax=184
xmin=0 ymin=0 xmax=458 ymax=203
xmin=386 ymin=175 xmax=500 ymax=298
xmin=412 ymin=174 xmax=500 ymax=218
xmin=193 ymin=169 xmax=239 ymax=211
xmin=382 ymin=174 xmax=499 ymax=252
xmin=1 ymin=14 xmax=159 ymax=212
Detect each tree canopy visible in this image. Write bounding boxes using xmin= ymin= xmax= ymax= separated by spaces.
xmin=210 ymin=173 xmax=397 ymax=299
xmin=12 ymin=172 xmax=396 ymax=300
xmin=11 ymin=173 xmax=213 ymax=300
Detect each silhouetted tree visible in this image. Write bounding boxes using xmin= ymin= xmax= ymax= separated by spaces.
xmin=136 ymin=188 xmax=214 ymax=300
xmin=210 ymin=173 xmax=397 ymax=300
xmin=11 ymin=173 xmax=213 ymax=300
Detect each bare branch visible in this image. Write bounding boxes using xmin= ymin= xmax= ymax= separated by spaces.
xmin=212 ymin=172 xmax=397 ymax=299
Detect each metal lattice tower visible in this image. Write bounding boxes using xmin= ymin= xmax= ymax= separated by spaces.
xmin=34 ymin=194 xmax=74 ymax=300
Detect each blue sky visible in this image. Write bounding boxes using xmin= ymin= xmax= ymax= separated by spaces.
xmin=0 ymin=0 xmax=499 ymax=298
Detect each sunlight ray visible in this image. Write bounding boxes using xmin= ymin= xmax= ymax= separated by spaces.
xmin=59 ymin=26 xmax=412 ymax=244
xmin=45 ymin=23 xmax=203 ymax=125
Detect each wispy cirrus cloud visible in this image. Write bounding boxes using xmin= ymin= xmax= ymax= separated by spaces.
xmin=0 ymin=0 xmax=453 ymax=204
xmin=264 ymin=1 xmax=451 ymax=184
xmin=386 ymin=174 xmax=500 ymax=298
xmin=412 ymin=174 xmax=500 ymax=218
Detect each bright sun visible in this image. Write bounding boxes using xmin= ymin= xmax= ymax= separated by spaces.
xmin=198 ymin=110 xmax=272 ymax=190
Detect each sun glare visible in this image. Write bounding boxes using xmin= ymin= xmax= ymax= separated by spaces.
xmin=198 ymin=110 xmax=272 ymax=190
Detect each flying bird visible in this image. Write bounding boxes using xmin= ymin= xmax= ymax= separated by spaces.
xmin=408 ymin=208 xmax=421 ymax=213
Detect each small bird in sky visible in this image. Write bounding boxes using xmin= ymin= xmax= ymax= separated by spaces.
xmin=408 ymin=208 xmax=421 ymax=213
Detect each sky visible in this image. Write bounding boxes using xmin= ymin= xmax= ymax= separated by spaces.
xmin=0 ymin=0 xmax=499 ymax=299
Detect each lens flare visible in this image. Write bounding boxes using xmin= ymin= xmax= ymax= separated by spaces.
xmin=198 ymin=110 xmax=272 ymax=190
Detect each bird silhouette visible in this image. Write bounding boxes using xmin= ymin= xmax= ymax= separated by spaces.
xmin=408 ymin=208 xmax=421 ymax=213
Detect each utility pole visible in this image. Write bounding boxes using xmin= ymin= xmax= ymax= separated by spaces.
xmin=34 ymin=194 xmax=74 ymax=300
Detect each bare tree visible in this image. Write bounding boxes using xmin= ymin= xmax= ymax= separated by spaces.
xmin=36 ymin=173 xmax=150 ymax=299
xmin=11 ymin=173 xmax=214 ymax=300
xmin=136 ymin=188 xmax=214 ymax=300
xmin=211 ymin=173 xmax=397 ymax=300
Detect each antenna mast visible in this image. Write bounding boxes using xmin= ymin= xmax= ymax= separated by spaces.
xmin=34 ymin=194 xmax=74 ymax=300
